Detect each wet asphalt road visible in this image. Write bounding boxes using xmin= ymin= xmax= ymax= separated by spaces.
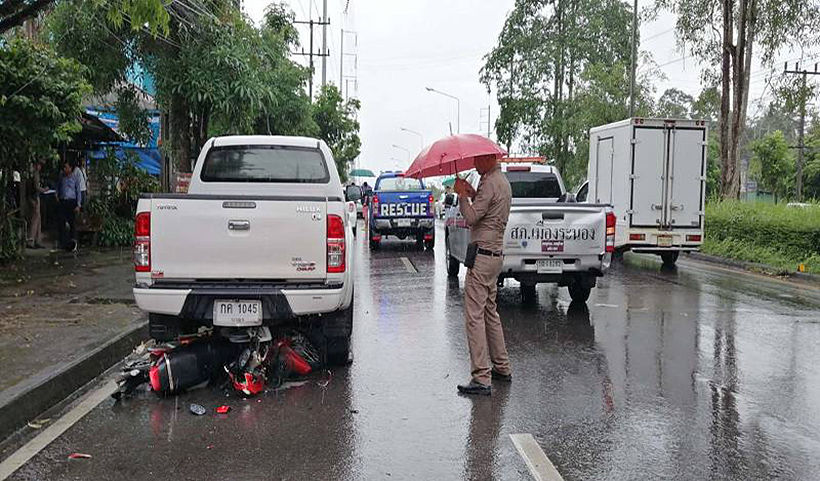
xmin=5 ymin=220 xmax=820 ymax=481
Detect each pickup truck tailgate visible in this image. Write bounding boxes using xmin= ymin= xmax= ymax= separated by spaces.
xmin=504 ymin=204 xmax=607 ymax=256
xmin=150 ymin=197 xmax=327 ymax=280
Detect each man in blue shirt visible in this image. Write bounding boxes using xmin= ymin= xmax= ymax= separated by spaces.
xmin=58 ymin=160 xmax=82 ymax=251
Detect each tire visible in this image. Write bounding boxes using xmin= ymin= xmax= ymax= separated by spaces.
xmin=521 ymin=283 xmax=537 ymax=304
xmin=568 ymin=282 xmax=591 ymax=303
xmin=323 ymin=298 xmax=353 ymax=366
xmin=660 ymin=251 xmax=679 ymax=266
xmin=445 ymin=231 xmax=460 ymax=277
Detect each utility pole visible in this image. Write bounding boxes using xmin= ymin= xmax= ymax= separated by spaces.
xmin=321 ymin=0 xmax=328 ymax=87
xmin=293 ymin=18 xmax=331 ymax=100
xmin=784 ymin=62 xmax=819 ymax=201
xmin=628 ymin=0 xmax=638 ymax=117
xmin=339 ymin=29 xmax=358 ymax=99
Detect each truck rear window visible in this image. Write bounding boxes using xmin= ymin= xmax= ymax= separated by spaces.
xmin=377 ymin=177 xmax=424 ymax=191
xmin=200 ymin=146 xmax=329 ymax=183
xmin=505 ymin=172 xmax=562 ymax=198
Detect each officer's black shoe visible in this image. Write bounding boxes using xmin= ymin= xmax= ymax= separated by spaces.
xmin=491 ymin=370 xmax=512 ymax=382
xmin=457 ymin=381 xmax=491 ymax=396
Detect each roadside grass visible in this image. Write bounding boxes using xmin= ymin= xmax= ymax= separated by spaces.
xmin=704 ymin=200 xmax=820 ymax=274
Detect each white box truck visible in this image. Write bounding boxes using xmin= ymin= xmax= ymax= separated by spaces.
xmin=578 ymin=118 xmax=707 ymax=266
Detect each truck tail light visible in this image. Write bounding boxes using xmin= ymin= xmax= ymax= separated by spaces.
xmin=605 ymin=211 xmax=616 ymax=253
xmin=686 ymin=234 xmax=702 ymax=242
xmin=629 ymin=233 xmax=645 ymax=241
xmin=327 ymin=214 xmax=346 ymax=273
xmin=134 ymin=212 xmax=151 ymax=272
xmin=428 ymin=194 xmax=434 ymax=217
xmin=372 ymin=194 xmax=380 ymax=218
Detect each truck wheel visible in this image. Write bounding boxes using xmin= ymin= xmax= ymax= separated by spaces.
xmin=323 ymin=299 xmax=353 ymax=366
xmin=445 ymin=232 xmax=460 ymax=277
xmin=568 ymin=283 xmax=591 ymax=303
xmin=521 ymin=283 xmax=537 ymax=303
xmin=660 ymin=251 xmax=679 ymax=267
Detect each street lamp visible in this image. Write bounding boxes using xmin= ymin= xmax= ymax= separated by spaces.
xmin=392 ymin=144 xmax=411 ymax=161
xmin=425 ymin=86 xmax=460 ymax=134
xmin=399 ymin=127 xmax=424 ymax=150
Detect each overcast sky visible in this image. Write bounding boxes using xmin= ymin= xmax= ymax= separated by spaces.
xmin=244 ymin=0 xmax=819 ymax=175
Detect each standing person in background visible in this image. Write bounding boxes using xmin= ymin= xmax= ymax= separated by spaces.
xmin=26 ymin=160 xmax=46 ymax=249
xmin=453 ymin=154 xmax=513 ymax=396
xmin=57 ymin=160 xmax=82 ymax=251
xmin=73 ymin=157 xmax=88 ymax=208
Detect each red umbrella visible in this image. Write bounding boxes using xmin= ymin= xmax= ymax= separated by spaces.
xmin=404 ymin=134 xmax=507 ymax=179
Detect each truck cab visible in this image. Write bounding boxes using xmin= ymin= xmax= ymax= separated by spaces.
xmin=368 ymin=172 xmax=435 ymax=250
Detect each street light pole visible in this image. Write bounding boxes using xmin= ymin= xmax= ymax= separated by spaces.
xmin=392 ymin=144 xmax=411 ymax=162
xmin=425 ymin=87 xmax=460 ymax=134
xmin=399 ymin=127 xmax=424 ymax=149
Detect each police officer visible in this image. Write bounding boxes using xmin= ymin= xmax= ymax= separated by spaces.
xmin=453 ymin=154 xmax=512 ymax=396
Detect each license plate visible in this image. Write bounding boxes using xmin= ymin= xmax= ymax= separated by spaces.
xmin=213 ymin=300 xmax=262 ymax=327
xmin=536 ymin=259 xmax=563 ymax=274
xmin=396 ymin=218 xmax=412 ymax=227
xmin=657 ymin=235 xmax=673 ymax=247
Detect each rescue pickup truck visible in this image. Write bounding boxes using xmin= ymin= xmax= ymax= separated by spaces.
xmin=132 ymin=136 xmax=356 ymax=364
xmin=368 ymin=172 xmax=435 ymax=250
xmin=444 ymin=163 xmax=614 ymax=303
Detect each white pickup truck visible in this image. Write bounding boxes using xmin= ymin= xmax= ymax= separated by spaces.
xmin=444 ymin=163 xmax=614 ymax=303
xmin=132 ymin=136 xmax=355 ymax=364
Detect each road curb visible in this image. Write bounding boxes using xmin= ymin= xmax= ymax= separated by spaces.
xmin=686 ymin=252 xmax=820 ymax=285
xmin=0 ymin=321 xmax=148 ymax=442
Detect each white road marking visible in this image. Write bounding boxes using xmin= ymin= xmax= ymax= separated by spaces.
xmin=509 ymin=433 xmax=565 ymax=481
xmin=0 ymin=381 xmax=116 ymax=480
xmin=400 ymin=257 xmax=418 ymax=273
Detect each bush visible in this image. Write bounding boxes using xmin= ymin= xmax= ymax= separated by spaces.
xmin=704 ymin=201 xmax=820 ymax=273
xmin=86 ymin=150 xmax=160 ymax=247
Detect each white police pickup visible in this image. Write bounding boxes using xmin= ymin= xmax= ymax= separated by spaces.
xmin=444 ymin=163 xmax=614 ymax=303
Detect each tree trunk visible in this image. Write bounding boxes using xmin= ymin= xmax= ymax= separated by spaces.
xmin=169 ymin=94 xmax=192 ymax=173
xmin=718 ymin=0 xmax=734 ymax=199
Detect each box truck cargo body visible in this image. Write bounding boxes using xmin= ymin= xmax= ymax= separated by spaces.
xmin=585 ymin=118 xmax=707 ymax=266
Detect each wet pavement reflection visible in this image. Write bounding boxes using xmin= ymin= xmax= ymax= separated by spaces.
xmin=6 ymin=221 xmax=820 ymax=480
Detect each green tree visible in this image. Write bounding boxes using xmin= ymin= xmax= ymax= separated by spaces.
xmin=50 ymin=1 xmax=315 ymax=172
xmin=804 ymin=122 xmax=820 ymax=200
xmin=312 ymin=85 xmax=361 ymax=183
xmin=481 ymin=0 xmax=654 ymax=184
xmin=1 ymin=0 xmax=169 ymax=34
xmin=651 ymin=0 xmax=820 ymax=200
xmin=0 ymin=38 xmax=91 ymax=258
xmin=749 ymin=130 xmax=794 ymax=201
xmin=655 ymin=88 xmax=694 ymax=118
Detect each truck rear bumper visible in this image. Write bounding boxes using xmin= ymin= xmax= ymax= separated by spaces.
xmin=133 ymin=284 xmax=349 ymax=320
xmin=371 ymin=218 xmax=434 ymax=235
xmin=498 ymin=253 xmax=610 ymax=286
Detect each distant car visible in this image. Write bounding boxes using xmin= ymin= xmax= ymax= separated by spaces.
xmin=368 ymin=172 xmax=435 ymax=250
xmin=345 ymin=185 xmax=362 ymax=237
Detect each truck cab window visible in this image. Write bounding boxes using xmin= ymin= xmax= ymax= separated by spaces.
xmin=504 ymin=172 xmax=563 ymax=199
xmin=201 ymin=146 xmax=329 ymax=183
